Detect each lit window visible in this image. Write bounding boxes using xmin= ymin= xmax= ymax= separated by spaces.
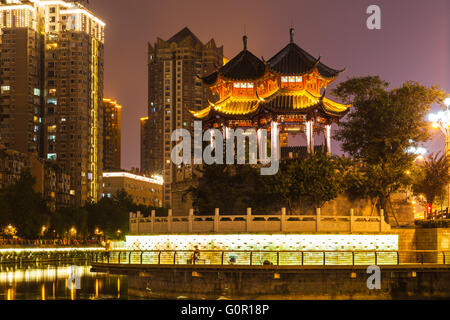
xmin=34 ymin=88 xmax=40 ymax=96
xmin=48 ymin=135 xmax=56 ymax=142
xmin=233 ymin=82 xmax=254 ymax=88
xmin=281 ymin=76 xmax=302 ymax=83
xmin=47 ymin=98 xmax=57 ymax=105
xmin=49 ymin=88 xmax=56 ymax=95
xmin=1 ymin=86 xmax=10 ymax=93
xmin=47 ymin=153 xmax=57 ymax=160
xmin=70 ymin=190 xmax=75 ymax=195
xmin=48 ymin=125 xmax=57 ymax=133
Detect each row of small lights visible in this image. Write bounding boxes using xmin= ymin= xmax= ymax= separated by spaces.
xmin=3 ymin=225 xmax=121 ymax=236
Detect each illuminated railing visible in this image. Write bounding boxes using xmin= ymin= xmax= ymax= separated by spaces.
xmin=129 ymin=208 xmax=391 ymax=234
xmin=92 ymin=250 xmax=450 ymax=266
xmin=0 ymin=249 xmax=103 ymax=265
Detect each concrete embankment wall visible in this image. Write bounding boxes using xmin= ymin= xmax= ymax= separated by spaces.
xmin=395 ymin=228 xmax=450 ymax=263
xmin=126 ymin=266 xmax=450 ymax=300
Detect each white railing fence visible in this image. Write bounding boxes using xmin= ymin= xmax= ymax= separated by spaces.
xmin=129 ymin=208 xmax=391 ymax=234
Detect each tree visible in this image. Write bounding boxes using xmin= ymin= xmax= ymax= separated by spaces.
xmin=264 ymin=152 xmax=344 ymax=213
xmin=333 ymin=76 xmax=445 ymax=221
xmin=85 ymin=189 xmax=135 ymax=237
xmin=0 ymin=169 xmax=50 ymax=239
xmin=186 ymin=164 xmax=281 ymax=215
xmin=412 ymin=153 xmax=450 ymax=210
xmin=51 ymin=206 xmax=88 ymax=239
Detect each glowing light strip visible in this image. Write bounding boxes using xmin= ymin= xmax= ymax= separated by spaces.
xmin=103 ymin=172 xmax=164 ymax=185
xmin=61 ymin=8 xmax=105 ymax=27
xmin=0 ymin=5 xmax=35 ymax=11
xmin=0 ymin=247 xmax=103 ymax=253
xmin=126 ymin=234 xmax=399 ymax=251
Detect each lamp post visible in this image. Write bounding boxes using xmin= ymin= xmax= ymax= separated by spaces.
xmin=428 ymin=97 xmax=450 ymax=215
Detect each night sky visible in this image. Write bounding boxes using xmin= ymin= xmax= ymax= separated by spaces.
xmin=86 ymin=0 xmax=450 ymax=170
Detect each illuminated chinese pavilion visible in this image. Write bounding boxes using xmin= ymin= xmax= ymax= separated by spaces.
xmin=187 ymin=29 xmax=351 ymax=153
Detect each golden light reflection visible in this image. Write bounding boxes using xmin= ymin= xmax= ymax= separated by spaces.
xmin=70 ymin=286 xmax=75 ymax=300
xmin=95 ymin=279 xmax=99 ymax=298
xmin=6 ymin=288 xmax=14 ymax=300
xmin=117 ymin=278 xmax=120 ymax=299
xmin=41 ymin=283 xmax=45 ymax=300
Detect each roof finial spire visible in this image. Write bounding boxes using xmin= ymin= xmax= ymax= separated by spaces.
xmin=290 ymin=28 xmax=294 ymax=43
xmin=243 ymin=35 xmax=248 ymax=50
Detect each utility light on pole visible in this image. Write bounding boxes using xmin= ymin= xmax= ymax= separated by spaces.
xmin=428 ymin=97 xmax=450 ymax=213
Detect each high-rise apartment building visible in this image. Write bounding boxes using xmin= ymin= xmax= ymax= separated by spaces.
xmin=103 ymin=98 xmax=121 ymax=171
xmin=140 ymin=116 xmax=149 ymax=174
xmin=0 ymin=0 xmax=105 ymax=206
xmin=0 ymin=0 xmax=44 ymax=154
xmin=142 ymin=27 xmax=223 ymax=207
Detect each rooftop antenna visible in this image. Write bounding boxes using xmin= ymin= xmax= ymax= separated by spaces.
xmin=243 ymin=24 xmax=247 ymax=50
xmin=290 ymin=17 xmax=294 ymax=43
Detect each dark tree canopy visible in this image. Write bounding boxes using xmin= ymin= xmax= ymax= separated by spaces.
xmin=412 ymin=153 xmax=450 ymax=207
xmin=333 ymin=76 xmax=445 ymax=220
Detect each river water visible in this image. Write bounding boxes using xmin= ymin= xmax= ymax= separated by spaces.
xmin=0 ymin=262 xmax=127 ymax=300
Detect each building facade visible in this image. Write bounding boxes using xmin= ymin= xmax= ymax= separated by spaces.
xmin=0 ymin=0 xmax=44 ymax=154
xmin=103 ymin=98 xmax=121 ymax=171
xmin=140 ymin=116 xmax=149 ymax=174
xmin=0 ymin=143 xmax=30 ymax=189
xmin=103 ymin=171 xmax=163 ymax=208
xmin=142 ymin=27 xmax=223 ymax=207
xmin=0 ymin=143 xmax=70 ymax=210
xmin=0 ymin=0 xmax=105 ymax=206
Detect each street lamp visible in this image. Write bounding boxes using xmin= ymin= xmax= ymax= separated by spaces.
xmin=427 ymin=97 xmax=450 ymax=212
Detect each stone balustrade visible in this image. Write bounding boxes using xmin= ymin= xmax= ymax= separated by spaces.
xmin=129 ymin=208 xmax=391 ymax=234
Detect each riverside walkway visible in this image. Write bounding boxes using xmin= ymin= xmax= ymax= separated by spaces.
xmin=91 ymin=249 xmax=450 ymax=268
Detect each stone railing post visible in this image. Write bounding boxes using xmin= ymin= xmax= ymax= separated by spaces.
xmin=168 ymin=209 xmax=172 ymax=233
xmin=188 ymin=209 xmax=194 ymax=233
xmin=129 ymin=212 xmax=134 ymax=234
xmin=316 ymin=208 xmax=321 ymax=232
xmin=246 ymin=208 xmax=252 ymax=232
xmin=380 ymin=209 xmax=384 ymax=231
xmin=350 ymin=208 xmax=354 ymax=233
xmin=137 ymin=211 xmax=141 ymax=234
xmin=281 ymin=208 xmax=286 ymax=232
xmin=151 ymin=210 xmax=155 ymax=234
xmin=214 ymin=208 xmax=220 ymax=233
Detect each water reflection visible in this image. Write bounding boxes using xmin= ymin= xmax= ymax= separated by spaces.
xmin=0 ymin=263 xmax=127 ymax=300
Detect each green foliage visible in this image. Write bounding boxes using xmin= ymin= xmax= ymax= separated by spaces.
xmin=333 ymin=76 xmax=445 ymax=219
xmin=187 ymin=164 xmax=279 ymax=215
xmin=0 ymin=174 xmax=159 ymax=239
xmin=411 ymin=153 xmax=450 ymax=206
xmin=188 ymin=153 xmax=348 ymax=215
xmin=0 ymin=169 xmax=50 ymax=239
xmin=264 ymin=152 xmax=344 ymax=212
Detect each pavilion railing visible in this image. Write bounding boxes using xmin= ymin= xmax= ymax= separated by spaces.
xmin=93 ymin=250 xmax=450 ymax=267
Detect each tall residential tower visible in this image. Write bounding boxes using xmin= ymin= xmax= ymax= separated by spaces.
xmin=103 ymin=98 xmax=121 ymax=171
xmin=142 ymin=27 xmax=223 ymax=207
xmin=0 ymin=0 xmax=105 ymax=206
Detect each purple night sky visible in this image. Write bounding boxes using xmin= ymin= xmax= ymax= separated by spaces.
xmin=86 ymin=0 xmax=450 ymax=170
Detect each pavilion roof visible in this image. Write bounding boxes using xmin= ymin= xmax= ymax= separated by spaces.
xmin=199 ymin=29 xmax=344 ymax=86
xmin=186 ymin=89 xmax=350 ymax=121
xmin=267 ymin=42 xmax=343 ymax=78
xmin=198 ymin=35 xmax=267 ymax=85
